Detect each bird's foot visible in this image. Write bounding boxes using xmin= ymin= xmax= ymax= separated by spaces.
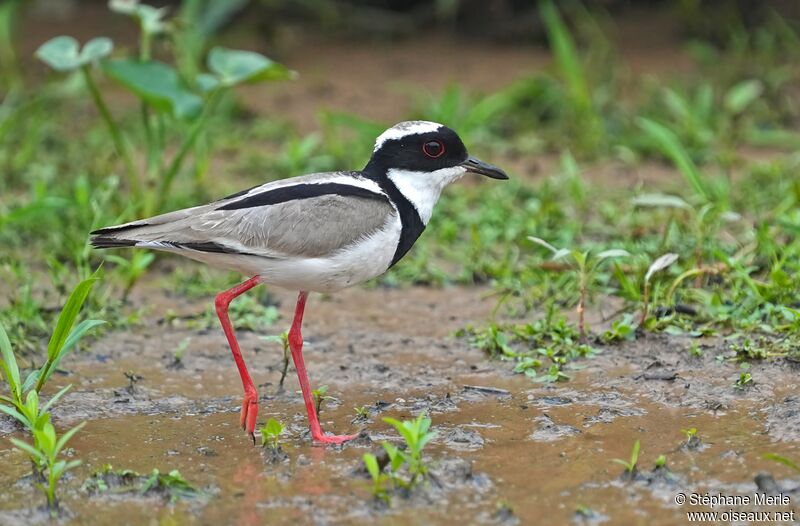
xmin=312 ymin=431 xmax=358 ymax=445
xmin=240 ymin=392 xmax=259 ymax=444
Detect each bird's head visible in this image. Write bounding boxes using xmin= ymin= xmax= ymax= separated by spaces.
xmin=364 ymin=121 xmax=508 ymax=183
xmin=362 ymin=121 xmax=508 ymax=224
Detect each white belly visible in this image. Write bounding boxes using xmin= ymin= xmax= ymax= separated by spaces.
xmin=172 ymin=215 xmax=402 ymax=293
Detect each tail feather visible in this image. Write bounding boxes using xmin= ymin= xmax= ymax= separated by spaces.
xmin=90 ymin=236 xmax=138 ymax=249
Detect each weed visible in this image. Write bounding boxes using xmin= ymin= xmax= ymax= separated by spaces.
xmin=259 ymin=418 xmax=285 ymax=451
xmin=312 ymin=385 xmax=333 ymax=417
xmin=10 ymin=421 xmax=86 ymax=515
xmin=763 ymin=453 xmax=800 ymax=474
xmin=640 ymin=253 xmax=680 ymax=328
xmin=362 ymin=452 xmax=391 ymax=503
xmin=383 ymin=414 xmax=437 ymax=484
xmin=529 ymin=237 xmax=629 ymax=339
xmin=654 ymin=454 xmax=667 ymax=469
xmin=612 ymin=439 xmax=641 ymax=477
xmin=353 ymin=406 xmax=370 ymax=423
xmin=261 ymin=331 xmax=290 ymax=389
xmin=734 ymin=365 xmax=754 ymax=391
xmin=140 ymin=469 xmax=199 ymax=503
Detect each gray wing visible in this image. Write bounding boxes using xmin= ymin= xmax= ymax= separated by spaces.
xmin=91 ymin=173 xmax=396 ymax=259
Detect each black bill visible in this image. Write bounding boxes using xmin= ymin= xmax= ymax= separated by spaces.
xmin=460 ymin=156 xmax=509 ymax=180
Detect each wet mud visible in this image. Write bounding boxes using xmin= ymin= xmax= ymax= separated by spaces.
xmin=1 ymin=285 xmax=799 ymax=525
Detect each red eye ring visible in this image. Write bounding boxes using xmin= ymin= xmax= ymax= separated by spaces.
xmin=422 ymin=140 xmax=445 ymax=159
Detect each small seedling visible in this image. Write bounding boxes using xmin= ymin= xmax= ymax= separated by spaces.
xmin=362 ymin=453 xmax=390 ymax=503
xmin=262 ymin=331 xmax=290 ymax=389
xmin=352 ymin=406 xmax=370 ymax=423
xmin=640 ymin=253 xmax=679 ymax=328
xmin=528 ymin=237 xmax=629 ymax=339
xmin=654 ymin=454 xmax=667 ymax=469
xmin=612 ymin=439 xmax=640 ymax=477
xmin=383 ymin=414 xmax=437 ymax=483
xmin=259 ymin=418 xmax=284 ymax=451
xmin=140 ymin=469 xmax=198 ymax=503
xmin=170 ymin=337 xmax=191 ymax=368
xmin=734 ymin=370 xmax=754 ymax=390
xmin=312 ymin=385 xmax=331 ymax=417
xmin=10 ymin=421 xmax=86 ymax=514
xmin=688 ymin=342 xmax=702 ymax=358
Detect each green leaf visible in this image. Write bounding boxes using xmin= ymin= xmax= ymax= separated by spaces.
xmin=637 ymin=117 xmax=711 ymax=201
xmin=527 ymin=236 xmax=560 ymax=255
xmin=207 ymin=47 xmax=294 ymax=87
xmin=724 ymin=79 xmax=763 ymax=115
xmin=764 ymin=453 xmax=800 ymax=474
xmin=0 ymin=323 xmax=20 ymax=401
xmin=56 ymin=421 xmax=86 ymax=455
xmin=36 ymin=36 xmax=113 ymax=72
xmin=109 ymin=1 xmax=169 ymax=34
xmin=103 ymin=59 xmax=202 ymax=119
xmin=264 ymin=418 xmax=283 ymax=437
xmin=0 ymin=404 xmax=29 ymax=427
xmin=9 ymin=438 xmax=46 ymax=462
xmin=645 ymin=253 xmax=679 ymax=282
xmin=195 ymin=72 xmax=220 ymax=93
xmin=363 ymin=453 xmax=380 ymax=480
xmin=40 ymin=384 xmax=73 ymax=414
xmin=46 ymin=271 xmax=100 ymax=364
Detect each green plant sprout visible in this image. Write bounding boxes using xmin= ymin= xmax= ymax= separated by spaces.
xmin=612 ymin=439 xmax=641 ymax=476
xmin=362 ymin=453 xmax=391 ymax=503
xmin=763 ymin=453 xmax=800 ymax=474
xmin=140 ymin=469 xmax=199 ymax=503
xmin=640 ymin=253 xmax=679 ymax=328
xmin=0 ymin=269 xmax=103 ymax=419
xmin=654 ymin=454 xmax=667 ymax=469
xmin=682 ymin=427 xmax=698 ymax=441
xmin=353 ymin=406 xmax=370 ymax=423
xmin=262 ymin=331 xmax=290 ymax=389
xmin=35 ymin=1 xmax=294 ymax=215
xmin=734 ymin=364 xmax=754 ymax=390
xmin=10 ymin=421 xmax=86 ymax=515
xmin=260 ymin=418 xmax=285 ymax=451
xmin=383 ymin=414 xmax=437 ymax=484
xmin=529 ymin=237 xmax=629 ymax=339
xmin=312 ymin=385 xmax=332 ymax=417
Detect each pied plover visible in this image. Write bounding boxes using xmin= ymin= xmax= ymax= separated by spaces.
xmin=91 ymin=121 xmax=508 ymax=445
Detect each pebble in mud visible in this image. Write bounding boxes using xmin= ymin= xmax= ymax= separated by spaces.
xmin=443 ymin=427 xmax=485 ymax=450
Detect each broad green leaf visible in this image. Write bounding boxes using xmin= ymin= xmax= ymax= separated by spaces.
xmin=645 ymin=253 xmax=679 ymax=282
xmin=207 ymin=47 xmax=294 ymax=87
xmin=109 ymin=1 xmax=168 ymax=34
xmin=264 ymin=418 xmax=283 ymax=437
xmin=36 ymin=36 xmax=113 ymax=72
xmin=103 ymin=59 xmax=202 ymax=119
xmin=724 ymin=79 xmax=763 ymax=114
xmin=195 ymin=72 xmax=220 ymax=93
xmin=0 ymin=323 xmax=20 ymax=400
xmin=632 ymin=193 xmax=691 ymax=210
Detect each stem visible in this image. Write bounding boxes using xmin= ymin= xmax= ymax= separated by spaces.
xmin=155 ymin=88 xmax=224 ymax=212
xmin=640 ymin=281 xmax=651 ymax=328
xmin=81 ymin=67 xmax=140 ymax=199
xmin=577 ymin=270 xmax=587 ymax=340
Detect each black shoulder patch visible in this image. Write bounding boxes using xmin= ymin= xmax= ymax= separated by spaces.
xmin=217 ymin=182 xmax=389 ymax=211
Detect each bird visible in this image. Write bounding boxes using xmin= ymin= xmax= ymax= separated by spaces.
xmin=90 ymin=121 xmax=508 ymax=445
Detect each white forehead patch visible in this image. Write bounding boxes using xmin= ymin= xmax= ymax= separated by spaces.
xmin=373 ymin=121 xmax=443 ymax=152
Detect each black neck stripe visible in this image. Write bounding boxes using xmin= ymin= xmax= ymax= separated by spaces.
xmin=217 ymin=182 xmax=389 ymax=211
xmin=373 ymin=175 xmax=426 ymax=268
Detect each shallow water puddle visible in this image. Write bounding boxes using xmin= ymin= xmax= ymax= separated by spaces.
xmin=2 ymin=371 xmax=798 ymax=525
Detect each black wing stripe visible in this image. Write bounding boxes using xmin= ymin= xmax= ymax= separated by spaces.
xmin=218 ymin=182 xmax=389 ymax=210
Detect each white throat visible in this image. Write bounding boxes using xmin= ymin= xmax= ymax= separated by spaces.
xmin=387 ymin=166 xmax=466 ymax=224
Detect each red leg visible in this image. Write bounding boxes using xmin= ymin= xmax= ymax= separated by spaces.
xmin=215 ymin=276 xmax=262 ymax=444
xmin=289 ymin=291 xmax=356 ymax=445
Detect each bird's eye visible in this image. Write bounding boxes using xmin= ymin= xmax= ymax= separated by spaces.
xmin=422 ymin=140 xmax=445 ymax=159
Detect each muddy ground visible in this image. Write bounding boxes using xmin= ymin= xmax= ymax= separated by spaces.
xmin=1 ymin=283 xmax=800 ymax=525
xmin=3 ymin=4 xmax=800 ymax=525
